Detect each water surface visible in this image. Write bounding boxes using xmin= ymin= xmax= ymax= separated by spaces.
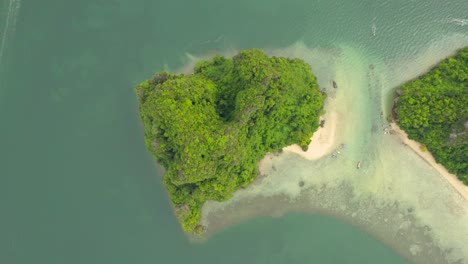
xmin=1 ymin=0 xmax=467 ymax=263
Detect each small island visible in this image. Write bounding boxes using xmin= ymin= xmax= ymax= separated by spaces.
xmin=393 ymin=47 xmax=467 ymax=184
xmin=135 ymin=49 xmax=325 ymax=232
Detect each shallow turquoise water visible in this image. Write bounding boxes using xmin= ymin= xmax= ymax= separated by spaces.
xmin=1 ymin=0 xmax=467 ymax=263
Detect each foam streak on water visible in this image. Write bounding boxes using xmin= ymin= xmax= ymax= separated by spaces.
xmin=198 ymin=37 xmax=468 ymax=264
xmin=451 ymin=18 xmax=468 ymax=26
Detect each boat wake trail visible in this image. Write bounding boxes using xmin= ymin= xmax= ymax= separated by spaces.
xmin=0 ymin=0 xmax=21 ymax=68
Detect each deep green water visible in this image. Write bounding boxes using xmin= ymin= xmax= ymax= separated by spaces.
xmin=1 ymin=0 xmax=467 ymax=263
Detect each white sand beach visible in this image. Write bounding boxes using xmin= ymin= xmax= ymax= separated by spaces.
xmin=282 ymin=109 xmax=339 ymax=160
xmin=390 ymin=122 xmax=468 ymax=201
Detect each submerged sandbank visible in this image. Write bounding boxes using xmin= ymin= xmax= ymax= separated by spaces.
xmin=390 ymin=122 xmax=468 ymax=201
xmin=197 ymin=40 xmax=468 ymax=264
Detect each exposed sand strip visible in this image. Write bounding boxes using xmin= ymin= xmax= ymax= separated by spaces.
xmin=390 ymin=122 xmax=468 ymax=201
xmin=282 ymin=109 xmax=338 ymax=160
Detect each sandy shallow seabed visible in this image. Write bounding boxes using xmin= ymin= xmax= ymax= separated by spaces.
xmin=390 ymin=123 xmax=468 ymax=201
xmin=193 ymin=38 xmax=468 ymax=264
xmin=272 ymin=43 xmax=348 ymax=162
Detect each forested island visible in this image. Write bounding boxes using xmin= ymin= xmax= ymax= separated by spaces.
xmin=393 ymin=47 xmax=467 ymax=184
xmin=135 ymin=49 xmax=325 ymax=232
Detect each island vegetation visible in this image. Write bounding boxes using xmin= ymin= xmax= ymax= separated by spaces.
xmin=135 ymin=49 xmax=325 ymax=232
xmin=393 ymin=47 xmax=467 ymax=184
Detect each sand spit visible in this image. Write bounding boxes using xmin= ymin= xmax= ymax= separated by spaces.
xmin=390 ymin=122 xmax=468 ymax=201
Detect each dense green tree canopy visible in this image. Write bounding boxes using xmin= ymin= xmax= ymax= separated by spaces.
xmin=395 ymin=47 xmax=468 ymax=184
xmin=135 ymin=49 xmax=325 ymax=232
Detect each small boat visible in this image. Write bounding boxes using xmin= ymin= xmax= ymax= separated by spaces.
xmin=357 ymin=161 xmax=361 ymax=169
xmin=332 ymin=80 xmax=337 ymax=88
xmin=320 ymin=119 xmax=326 ymax=128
